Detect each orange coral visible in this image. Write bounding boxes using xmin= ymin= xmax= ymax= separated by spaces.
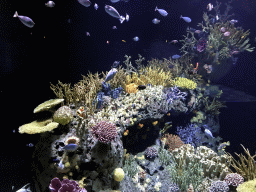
xmin=125 ymin=83 xmax=138 ymax=94
xmin=161 ymin=133 xmax=184 ymax=152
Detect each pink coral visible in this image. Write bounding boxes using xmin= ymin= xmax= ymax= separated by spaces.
xmin=91 ymin=121 xmax=117 ymax=144
xmin=224 ymin=173 xmax=244 ymax=187
xmin=49 ymin=177 xmax=87 ymax=192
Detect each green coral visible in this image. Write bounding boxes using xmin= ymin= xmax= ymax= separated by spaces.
xmin=123 ymin=154 xmax=138 ymax=178
xmin=174 ymin=77 xmax=197 ymax=90
xmin=167 ymin=146 xmax=203 ymax=191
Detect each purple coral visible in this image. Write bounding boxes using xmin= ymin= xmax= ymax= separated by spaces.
xmin=164 ymin=85 xmax=187 ymax=104
xmin=144 ymin=147 xmax=158 ymax=159
xmin=224 ymin=173 xmax=244 ymax=187
xmin=90 ymin=121 xmax=117 ymax=144
xmin=197 ymin=38 xmax=207 ymax=52
xmin=49 ymin=177 xmax=87 ymax=192
xmin=209 ymin=180 xmax=229 ymax=192
xmin=176 ymin=123 xmax=202 ymax=148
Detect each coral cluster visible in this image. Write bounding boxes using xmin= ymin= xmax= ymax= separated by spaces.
xmin=90 ymin=121 xmax=118 ymax=144
xmin=49 ymin=177 xmax=87 ymax=192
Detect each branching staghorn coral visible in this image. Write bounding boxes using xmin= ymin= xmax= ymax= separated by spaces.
xmin=226 ymin=144 xmax=256 ymax=181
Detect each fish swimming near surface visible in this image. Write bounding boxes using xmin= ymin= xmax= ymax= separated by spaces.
xmin=155 ymin=6 xmax=168 ymax=17
xmin=13 ymin=11 xmax=35 ymax=28
xmin=105 ymin=5 xmax=126 ymax=23
xmin=78 ymin=0 xmax=91 ymax=7
xmin=14 ymin=183 xmax=32 ymax=192
xmin=180 ymin=15 xmax=191 ymax=23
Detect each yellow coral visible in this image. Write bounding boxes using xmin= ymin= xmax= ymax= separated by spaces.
xmin=113 ymin=168 xmax=125 ymax=182
xmin=174 ymin=77 xmax=197 ymax=89
xmin=19 ymin=119 xmax=59 ymax=134
xmin=125 ymin=83 xmax=138 ymax=94
xmin=236 ymin=179 xmax=256 ymax=192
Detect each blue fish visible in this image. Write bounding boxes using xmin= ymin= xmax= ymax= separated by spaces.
xmin=105 ymin=68 xmax=118 ymax=82
xmin=180 ymin=15 xmax=191 ymax=23
xmin=13 ymin=11 xmax=35 ymax=28
xmin=155 ymin=6 xmax=168 ymax=17
xmin=61 ymin=143 xmax=78 ymax=152
xmin=94 ymin=3 xmax=99 ymax=10
xmin=172 ymin=54 xmax=181 ymax=59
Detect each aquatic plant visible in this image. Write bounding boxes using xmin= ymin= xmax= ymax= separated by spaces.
xmin=202 ymin=96 xmax=226 ymax=116
xmin=226 ymin=144 xmax=256 ymax=181
xmin=123 ymin=154 xmax=138 ymax=178
xmin=167 ymin=147 xmax=203 ymax=191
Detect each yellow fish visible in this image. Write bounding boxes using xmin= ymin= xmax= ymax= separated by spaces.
xmin=122 ymin=40 xmax=126 ymax=42
xmin=218 ymin=141 xmax=230 ymax=152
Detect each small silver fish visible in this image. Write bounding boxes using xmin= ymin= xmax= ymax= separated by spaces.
xmin=112 ymin=26 xmax=117 ymax=29
xmin=105 ymin=68 xmax=118 ymax=82
xmin=224 ymin=31 xmax=230 ymax=36
xmin=45 ymin=1 xmax=55 ymax=8
xmin=204 ymin=128 xmax=214 ymax=138
xmin=152 ymin=18 xmax=160 ymax=24
xmin=155 ymin=6 xmax=168 ymax=16
xmin=126 ymin=13 xmax=129 ymax=21
xmin=94 ymin=3 xmax=99 ymax=10
xmin=15 ymin=183 xmax=32 ymax=192
xmin=13 ymin=11 xmax=35 ymax=28
xmin=207 ymin=3 xmax=213 ymax=11
xmin=86 ymin=32 xmax=90 ymax=36
xmin=78 ymin=0 xmax=91 ymax=7
xmin=218 ymin=141 xmax=230 ymax=152
xmin=230 ymin=19 xmax=238 ymax=24
xmin=133 ymin=36 xmax=139 ymax=41
xmin=26 ymin=143 xmax=34 ymax=147
xmin=105 ymin=5 xmax=125 ymax=23
xmin=180 ymin=15 xmax=191 ymax=23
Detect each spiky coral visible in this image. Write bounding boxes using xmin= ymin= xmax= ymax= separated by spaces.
xmin=226 ymin=144 xmax=256 ymax=181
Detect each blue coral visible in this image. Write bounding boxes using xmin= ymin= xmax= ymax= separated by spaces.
xmin=209 ymin=180 xmax=229 ymax=192
xmin=176 ymin=123 xmax=202 ymax=148
xmin=163 ymin=85 xmax=187 ymax=104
